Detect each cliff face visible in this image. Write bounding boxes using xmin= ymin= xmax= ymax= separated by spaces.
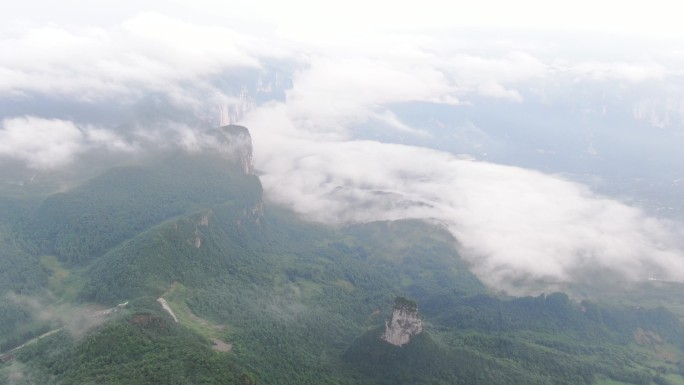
xmin=207 ymin=125 xmax=254 ymax=175
xmin=381 ymin=298 xmax=423 ymax=347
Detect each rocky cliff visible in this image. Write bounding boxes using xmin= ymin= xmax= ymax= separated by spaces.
xmin=204 ymin=125 xmax=254 ymax=175
xmin=381 ymin=297 xmax=423 ymax=347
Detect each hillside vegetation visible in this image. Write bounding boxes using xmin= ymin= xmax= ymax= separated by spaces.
xmin=2 ymin=126 xmax=684 ymax=385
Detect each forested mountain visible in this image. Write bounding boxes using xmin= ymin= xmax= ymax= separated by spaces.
xmin=2 ymin=126 xmax=684 ymax=385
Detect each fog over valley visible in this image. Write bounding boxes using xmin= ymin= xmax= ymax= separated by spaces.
xmin=2 ymin=1 xmax=684 ymax=295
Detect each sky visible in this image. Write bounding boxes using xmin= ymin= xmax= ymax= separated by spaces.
xmin=3 ymin=0 xmax=683 ymax=38
xmin=2 ymin=1 xmax=684 ymax=294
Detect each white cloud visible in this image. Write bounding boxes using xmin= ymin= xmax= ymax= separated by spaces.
xmin=4 ymin=0 xmax=684 ymax=40
xmin=564 ymin=61 xmax=667 ymax=83
xmin=0 ymin=116 xmax=135 ymax=169
xmin=120 ymin=13 xmax=260 ymax=73
xmin=477 ymin=82 xmax=523 ymax=102
xmin=86 ymin=127 xmax=138 ymax=152
xmin=0 ymin=13 xmax=262 ymax=103
xmin=243 ymin=103 xmax=684 ymax=295
xmin=4 ymin=8 xmax=684 ymax=295
xmin=370 ymin=110 xmax=431 ymax=137
xmin=444 ymin=51 xmax=548 ymax=84
xmin=285 ymin=57 xmax=453 ymax=133
xmin=0 ymin=117 xmax=86 ymax=169
xmin=7 ymin=292 xmax=111 ymax=339
xmin=273 ymin=49 xmax=548 ymax=138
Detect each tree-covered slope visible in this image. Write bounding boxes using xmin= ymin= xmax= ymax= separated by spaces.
xmin=26 ymin=151 xmax=261 ymax=265
xmin=11 ymin=298 xmax=251 ymax=385
xmin=3 ymin=126 xmax=684 ymax=385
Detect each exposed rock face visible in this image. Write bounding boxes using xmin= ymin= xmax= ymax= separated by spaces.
xmin=201 ymin=125 xmax=255 ymax=175
xmin=381 ymin=297 xmax=423 ymax=347
xmin=157 ymin=297 xmax=179 ymax=323
xmin=243 ymin=201 xmax=264 ymax=222
xmin=194 ymin=213 xmax=210 ymax=249
xmin=218 ymin=88 xmax=255 ymax=127
xmin=219 ymin=125 xmax=254 ymax=174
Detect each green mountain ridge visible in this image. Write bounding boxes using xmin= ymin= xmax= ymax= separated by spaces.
xmin=2 ymin=125 xmax=684 ymax=384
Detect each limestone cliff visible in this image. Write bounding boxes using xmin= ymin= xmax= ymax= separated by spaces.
xmin=202 ymin=125 xmax=255 ymax=175
xmin=381 ymin=297 xmax=423 ymax=347
xmin=220 ymin=125 xmax=254 ymax=175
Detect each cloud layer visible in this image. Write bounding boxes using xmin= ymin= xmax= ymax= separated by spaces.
xmin=244 ymin=104 xmax=684 ymax=294
xmin=3 ymin=10 xmax=684 ymax=294
xmin=0 ymin=116 xmax=136 ymax=169
xmin=7 ymin=292 xmax=112 ymax=339
xmin=0 ymin=12 xmax=264 ymax=109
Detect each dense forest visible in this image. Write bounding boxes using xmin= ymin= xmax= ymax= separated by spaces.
xmin=2 ymin=126 xmax=684 ymax=385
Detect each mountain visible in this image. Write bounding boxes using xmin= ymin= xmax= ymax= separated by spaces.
xmin=2 ymin=125 xmax=684 ymax=385
xmin=380 ymin=297 xmax=423 ymax=347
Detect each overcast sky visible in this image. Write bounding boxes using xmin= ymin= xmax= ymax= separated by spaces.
xmin=2 ymin=1 xmax=684 ymax=294
xmin=3 ymin=0 xmax=683 ymax=38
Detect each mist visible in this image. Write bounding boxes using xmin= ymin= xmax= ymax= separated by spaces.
xmin=2 ymin=3 xmax=684 ymax=294
xmin=241 ymin=106 xmax=684 ymax=294
xmin=6 ymin=292 xmax=114 ymax=339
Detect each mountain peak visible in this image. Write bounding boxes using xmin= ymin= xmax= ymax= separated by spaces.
xmin=381 ymin=297 xmax=423 ymax=347
xmin=205 ymin=124 xmax=254 ymax=174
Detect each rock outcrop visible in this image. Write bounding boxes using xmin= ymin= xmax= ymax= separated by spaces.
xmin=381 ymin=297 xmax=423 ymax=347
xmin=194 ymin=212 xmax=210 ymax=249
xmin=157 ymin=297 xmax=179 ymax=323
xmin=203 ymin=125 xmax=254 ymax=175
xmin=222 ymin=125 xmax=254 ymax=175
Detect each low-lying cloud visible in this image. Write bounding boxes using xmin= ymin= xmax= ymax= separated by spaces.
xmin=0 ymin=12 xmax=263 ymax=107
xmin=3 ymin=10 xmax=684 ymax=295
xmin=7 ymin=292 xmax=113 ymax=339
xmin=244 ymin=103 xmax=684 ymax=295
xmin=0 ymin=116 xmax=251 ymax=171
xmin=0 ymin=116 xmax=135 ymax=169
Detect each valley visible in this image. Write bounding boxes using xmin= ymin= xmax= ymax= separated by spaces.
xmin=1 ymin=126 xmax=684 ymax=384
